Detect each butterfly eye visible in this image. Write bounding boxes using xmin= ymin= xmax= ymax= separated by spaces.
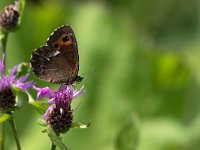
xmin=62 ymin=36 xmax=69 ymax=42
xmin=54 ymin=44 xmax=58 ymax=48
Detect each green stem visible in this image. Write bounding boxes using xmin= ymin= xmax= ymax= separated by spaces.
xmin=9 ymin=118 xmax=21 ymax=150
xmin=51 ymin=142 xmax=56 ymax=150
xmin=0 ymin=30 xmax=8 ymax=71
xmin=0 ymin=123 xmax=5 ymax=150
xmin=0 ymin=30 xmax=8 ymax=150
xmin=1 ymin=31 xmax=8 ymax=52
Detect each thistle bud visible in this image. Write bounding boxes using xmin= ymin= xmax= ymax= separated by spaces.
xmin=0 ymin=3 xmax=19 ymax=31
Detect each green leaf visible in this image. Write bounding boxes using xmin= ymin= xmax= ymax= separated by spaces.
xmin=16 ymin=62 xmax=30 ymax=77
xmin=46 ymin=126 xmax=69 ymax=150
xmin=27 ymin=93 xmax=35 ymax=103
xmin=0 ymin=34 xmax=4 ymax=40
xmin=29 ymin=100 xmax=48 ymax=115
xmin=11 ymin=86 xmax=21 ymax=92
xmin=9 ymin=62 xmax=30 ymax=81
xmin=41 ymin=128 xmax=47 ymax=134
xmin=71 ymin=121 xmax=91 ymax=129
xmin=15 ymin=91 xmax=28 ymax=108
xmin=0 ymin=114 xmax=12 ymax=123
xmin=37 ymin=119 xmax=47 ymax=127
xmin=115 ymin=115 xmax=139 ymax=150
xmin=17 ymin=0 xmax=26 ymax=26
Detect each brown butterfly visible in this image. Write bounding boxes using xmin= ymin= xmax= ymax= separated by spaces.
xmin=30 ymin=25 xmax=83 ymax=85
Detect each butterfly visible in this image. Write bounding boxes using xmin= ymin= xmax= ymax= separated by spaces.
xmin=30 ymin=25 xmax=83 ymax=85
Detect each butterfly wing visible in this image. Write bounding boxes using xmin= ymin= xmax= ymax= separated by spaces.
xmin=46 ymin=25 xmax=78 ymax=50
xmin=30 ymin=45 xmax=78 ymax=84
xmin=30 ymin=25 xmax=82 ymax=84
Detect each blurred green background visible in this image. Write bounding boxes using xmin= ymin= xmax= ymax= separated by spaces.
xmin=1 ymin=0 xmax=200 ymax=149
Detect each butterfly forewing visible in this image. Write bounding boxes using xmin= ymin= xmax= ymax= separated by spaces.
xmin=46 ymin=25 xmax=78 ymax=50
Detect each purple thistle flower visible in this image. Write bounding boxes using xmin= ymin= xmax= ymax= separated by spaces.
xmin=0 ymin=55 xmax=34 ymax=112
xmin=33 ymin=85 xmax=85 ymax=133
xmin=0 ymin=55 xmax=34 ymax=93
xmin=33 ymin=85 xmax=85 ymax=120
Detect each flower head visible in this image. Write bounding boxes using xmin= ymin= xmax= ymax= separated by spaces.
xmin=33 ymin=85 xmax=85 ymax=133
xmin=0 ymin=2 xmax=19 ymax=31
xmin=0 ymin=55 xmax=34 ymax=112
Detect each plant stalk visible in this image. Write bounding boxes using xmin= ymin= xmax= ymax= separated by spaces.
xmin=0 ymin=29 xmax=9 ymax=150
xmin=9 ymin=118 xmax=21 ymax=150
xmin=51 ymin=142 xmax=56 ymax=150
xmin=0 ymin=30 xmax=8 ymax=71
xmin=0 ymin=123 xmax=5 ymax=150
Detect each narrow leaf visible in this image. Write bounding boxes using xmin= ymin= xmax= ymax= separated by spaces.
xmin=11 ymin=86 xmax=21 ymax=92
xmin=16 ymin=62 xmax=30 ymax=77
xmin=46 ymin=126 xmax=69 ymax=150
xmin=0 ymin=34 xmax=4 ymax=40
xmin=15 ymin=91 xmax=28 ymax=108
xmin=29 ymin=100 xmax=48 ymax=115
xmin=71 ymin=121 xmax=91 ymax=129
xmin=0 ymin=114 xmax=12 ymax=123
xmin=27 ymin=93 xmax=35 ymax=102
xmin=42 ymin=128 xmax=47 ymax=134
xmin=17 ymin=0 xmax=26 ymax=25
xmin=37 ymin=119 xmax=47 ymax=127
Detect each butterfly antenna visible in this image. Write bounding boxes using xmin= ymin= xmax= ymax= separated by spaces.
xmin=71 ymin=101 xmax=82 ymax=112
xmin=80 ymin=69 xmax=97 ymax=77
